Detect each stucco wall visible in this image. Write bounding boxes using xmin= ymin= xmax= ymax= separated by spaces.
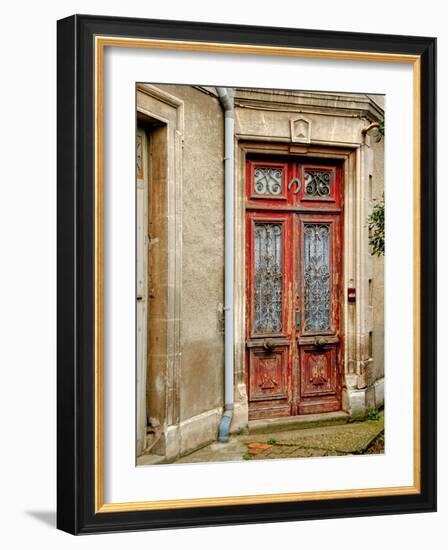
xmin=159 ymin=85 xmax=225 ymax=422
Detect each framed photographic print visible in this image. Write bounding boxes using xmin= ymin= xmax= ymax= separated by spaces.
xmin=57 ymin=14 xmax=436 ymax=534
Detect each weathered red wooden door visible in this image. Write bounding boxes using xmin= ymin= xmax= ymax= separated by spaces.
xmin=246 ymin=157 xmax=343 ymax=419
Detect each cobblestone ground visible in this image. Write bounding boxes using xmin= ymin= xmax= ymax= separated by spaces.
xmin=364 ymin=432 xmax=385 ymax=454
xmin=174 ymin=412 xmax=384 ymax=464
xmin=250 ymin=445 xmax=340 ymax=460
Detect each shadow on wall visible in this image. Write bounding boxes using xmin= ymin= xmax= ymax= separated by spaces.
xmin=25 ymin=510 xmax=56 ymax=529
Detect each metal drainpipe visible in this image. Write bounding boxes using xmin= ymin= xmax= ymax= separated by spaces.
xmin=217 ymin=87 xmax=234 ymax=443
xmin=361 ymin=121 xmax=380 ymax=135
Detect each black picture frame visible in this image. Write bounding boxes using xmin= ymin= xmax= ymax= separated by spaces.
xmin=57 ymin=14 xmax=436 ymax=535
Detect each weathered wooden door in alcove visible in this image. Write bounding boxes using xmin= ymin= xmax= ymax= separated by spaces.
xmin=246 ymin=157 xmax=344 ymax=420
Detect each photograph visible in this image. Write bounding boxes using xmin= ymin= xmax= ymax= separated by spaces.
xmin=135 ymin=84 xmax=386 ymax=466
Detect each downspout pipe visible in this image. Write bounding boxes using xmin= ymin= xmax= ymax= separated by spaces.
xmin=361 ymin=121 xmax=380 ymax=135
xmin=217 ymin=87 xmax=234 ymax=443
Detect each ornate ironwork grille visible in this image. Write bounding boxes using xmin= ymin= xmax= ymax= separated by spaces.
xmin=304 ymin=170 xmax=331 ymax=198
xmin=303 ymin=223 xmax=331 ymax=331
xmin=254 ymin=223 xmax=283 ymax=333
xmin=254 ymin=167 xmax=283 ymax=196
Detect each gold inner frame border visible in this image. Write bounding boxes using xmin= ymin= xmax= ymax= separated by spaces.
xmin=94 ymin=35 xmax=421 ymax=513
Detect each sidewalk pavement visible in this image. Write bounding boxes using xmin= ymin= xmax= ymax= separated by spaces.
xmin=174 ymin=411 xmax=384 ymax=464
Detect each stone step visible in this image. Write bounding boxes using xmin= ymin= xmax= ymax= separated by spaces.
xmin=248 ymin=411 xmax=350 ymax=435
xmin=137 ymin=453 xmax=166 ymax=466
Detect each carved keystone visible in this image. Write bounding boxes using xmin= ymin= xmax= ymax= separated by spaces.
xmin=290 ymin=117 xmax=311 ymax=144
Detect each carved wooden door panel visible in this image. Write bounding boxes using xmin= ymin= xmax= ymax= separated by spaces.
xmin=246 ymin=158 xmax=343 ymax=420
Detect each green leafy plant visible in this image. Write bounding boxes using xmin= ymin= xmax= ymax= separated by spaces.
xmin=267 ymin=438 xmax=276 ymax=445
xmin=367 ymin=408 xmax=380 ymax=421
xmin=368 ymin=197 xmax=385 ymax=256
xmin=242 ymin=453 xmax=252 ymax=460
xmin=372 ymin=119 xmax=384 ymax=142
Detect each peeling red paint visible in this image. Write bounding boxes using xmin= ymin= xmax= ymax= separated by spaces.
xmin=245 ymin=155 xmax=344 ymax=419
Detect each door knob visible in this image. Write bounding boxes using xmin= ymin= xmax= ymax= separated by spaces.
xmin=263 ymin=339 xmax=275 ymax=351
xmin=314 ymin=337 xmax=328 ymax=349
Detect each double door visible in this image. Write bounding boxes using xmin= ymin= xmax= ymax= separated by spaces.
xmin=246 ymin=157 xmax=343 ymax=419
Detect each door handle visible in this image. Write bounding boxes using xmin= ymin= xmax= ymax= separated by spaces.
xmin=287 ymin=177 xmax=301 ymax=194
xmin=314 ymin=337 xmax=328 ymax=349
xmin=263 ymin=339 xmax=276 ymax=351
